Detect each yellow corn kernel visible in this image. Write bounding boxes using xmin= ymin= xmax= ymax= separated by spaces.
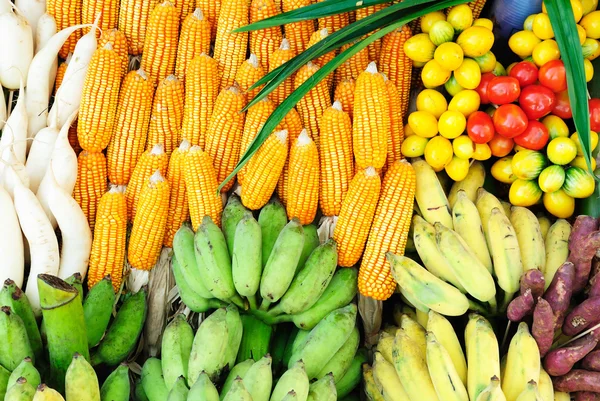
xmin=99 ymin=29 xmax=129 ymax=77
xmin=197 ymin=0 xmax=221 ymax=41
xmin=213 ymin=0 xmax=249 ymax=89
xmin=88 ymin=185 xmax=127 ymax=292
xmin=241 ymin=130 xmax=289 ymax=210
xmin=82 ymin=0 xmax=119 ymax=36
xmin=286 ymin=129 xmax=319 ymax=225
xmin=269 ymin=38 xmax=296 ymax=105
xmin=141 ymin=1 xmax=181 ymax=85
xmin=128 ymin=170 xmax=171 ymax=270
xmin=356 ymin=3 xmax=387 ymax=61
xmin=333 ymin=77 xmax=356 ymax=120
xmin=148 ymin=75 xmax=185 ymax=157
xmin=273 ymin=0 xmax=282 ymax=12
xmin=235 ymin=54 xmax=266 ymax=100
xmin=77 ymin=43 xmax=124 ymax=153
xmin=353 ymin=62 xmax=390 ymax=169
xmin=282 ymin=0 xmax=314 ymax=55
xmin=164 ymin=140 xmax=190 ymax=247
xmin=73 ymin=151 xmax=108 ymax=232
xmin=384 ymin=76 xmax=405 ymax=172
xmin=294 ymin=62 xmax=330 ymax=147
xmin=307 ymin=28 xmax=336 ymax=69
xmin=317 ymin=0 xmax=349 ymax=33
xmin=358 ymin=159 xmax=417 ymax=300
xmin=173 ymin=0 xmax=196 ymax=24
xmin=118 ymin=0 xmax=156 ymax=55
xmin=68 ymin=119 xmax=82 ymax=155
xmin=48 ymin=0 xmax=82 ymax=58
xmin=333 ymin=167 xmax=382 ymax=267
xmin=319 ymin=101 xmax=354 ymax=216
xmin=379 ymin=25 xmax=413 ymax=121
xmin=250 ymin=0 xmax=283 ymax=68
xmin=276 ymin=108 xmax=304 ymax=205
xmin=184 ymin=146 xmax=223 ymax=230
xmin=334 ymin=42 xmax=370 ymax=86
xmin=125 ymin=144 xmax=169 ymax=221
xmin=107 ymin=69 xmax=155 ymax=185
xmin=175 ymin=8 xmax=212 ymax=81
xmin=205 ymin=85 xmax=247 ymax=192
xmin=54 ymin=56 xmax=70 ymax=96
xmin=181 ymin=54 xmax=221 ymax=148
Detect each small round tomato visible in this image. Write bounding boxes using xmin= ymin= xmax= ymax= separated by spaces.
xmin=552 ymin=90 xmax=573 ymax=119
xmin=509 ymin=61 xmax=539 ymax=87
xmin=539 ymin=60 xmax=568 ymax=92
xmin=467 ymin=111 xmax=495 ymax=144
xmin=487 ymin=76 xmax=521 ymax=105
xmin=514 ymin=120 xmax=550 ymax=150
xmin=589 ymin=97 xmax=600 ymax=132
xmin=488 ymin=133 xmax=515 ymax=157
xmin=493 ymin=104 xmax=529 ymax=138
xmin=518 ymin=84 xmax=557 ymax=119
xmin=475 ymin=72 xmax=495 ymax=104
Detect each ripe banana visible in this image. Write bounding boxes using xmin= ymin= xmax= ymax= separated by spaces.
xmin=514 ymin=381 xmax=543 ymax=401
xmin=173 ymin=224 xmax=213 ymax=299
xmin=476 ymin=188 xmax=507 ymax=250
xmin=307 ymin=374 xmax=337 ymax=401
xmin=412 ymin=158 xmax=453 ymax=229
xmin=554 ymin=392 xmax=570 ymax=401
xmin=397 ymin=287 xmax=431 ymax=315
xmin=244 ymin=355 xmax=273 ymax=401
xmin=223 ymin=377 xmax=253 ymax=401
xmin=427 ymin=311 xmax=467 ymax=386
xmin=83 ymin=277 xmax=115 ymax=348
xmin=316 ymin=326 xmax=360 ymax=381
xmin=538 ymin=368 xmax=554 ymax=401
xmin=32 ymin=385 xmax=65 ymax=401
xmin=399 ymin=314 xmax=426 ymax=358
xmin=259 ymin=198 xmax=288 ymax=266
xmin=336 ymin=349 xmax=367 ymax=399
xmin=65 ymin=353 xmax=101 ymax=401
xmin=372 ymin=352 xmax=409 ymax=401
xmin=0 ymin=307 xmax=34 ymax=371
xmin=465 ymin=314 xmax=501 ymax=401
xmin=232 ymin=214 xmax=262 ymax=301
xmin=187 ymin=308 xmax=230 ymax=384
xmin=543 ymin=219 xmax=571 ymax=289
xmin=166 ymin=376 xmax=189 ymax=401
xmin=189 ymin=372 xmax=220 ymax=401
xmin=161 ymin=314 xmax=194 ymax=389
xmin=475 ymin=377 xmax=506 ymax=401
xmin=487 ymin=208 xmax=524 ymax=297
xmin=388 ymin=253 xmax=469 ymax=316
xmin=376 ymin=332 xmax=394 ymax=364
xmin=416 ymin=308 xmax=428 ymax=328
xmin=502 ymin=322 xmax=541 ymax=401
xmin=448 ymin=161 xmax=486 ymax=209
xmin=100 ymin=364 xmax=130 ymax=401
xmin=452 ymin=190 xmax=493 ymax=273
xmin=434 ymin=224 xmax=496 ymax=303
xmin=270 ymin=361 xmax=310 ymax=401
xmin=4 ymin=377 xmax=35 ymax=401
xmin=510 ymin=207 xmax=545 ymax=272
xmin=220 ymin=360 xmax=255 ymax=401
xmin=426 ymin=331 xmax=469 ymax=401
xmin=363 ymin=364 xmax=385 ymax=401
xmin=222 ymin=194 xmax=252 ymax=255
xmin=224 ymin=305 xmax=243 ymax=372
xmin=501 ymin=201 xmax=512 ymax=218
xmin=537 ymin=214 xmax=551 ymax=240
xmin=8 ymin=358 xmax=41 ymax=390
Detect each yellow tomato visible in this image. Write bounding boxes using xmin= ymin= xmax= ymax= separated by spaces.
xmin=585 ymin=58 xmax=595 ymax=81
xmin=472 ymin=142 xmax=492 ymax=161
xmin=571 ymin=130 xmax=600 ymax=155
xmin=416 ymin=89 xmax=448 ymax=118
xmin=583 ymin=38 xmax=600 ymax=60
xmin=420 ymin=11 xmax=447 ymax=33
xmin=456 ymin=26 xmax=495 ymax=58
xmin=404 ymin=33 xmax=437 ymax=62
xmin=509 ymin=179 xmax=543 ymax=207
xmin=524 ymin=14 xmax=536 ymax=31
xmin=448 ymin=90 xmax=481 ymax=117
xmin=491 ymin=156 xmax=518 ymax=184
xmin=473 ymin=18 xmax=494 ymax=30
xmin=404 ymin=124 xmax=415 ymax=137
xmin=445 ymin=156 xmax=471 ymax=181
xmin=444 ymin=75 xmax=464 ymax=97
xmin=493 ymin=61 xmax=507 ymax=76
xmin=506 ymin=62 xmax=519 ymax=75
xmin=452 ymin=135 xmax=475 ymax=159
xmin=408 ymin=111 xmax=439 ymax=138
xmin=532 ymin=13 xmax=555 ymax=39
xmin=474 ymin=52 xmax=497 ymax=74
xmin=538 ymin=165 xmax=566 ymax=193
xmin=509 ymin=30 xmax=542 ymax=58
xmin=582 ymin=0 xmax=599 ymax=15
xmin=434 ymin=42 xmax=464 ymax=71
xmin=544 ymin=0 xmax=584 ymax=22
xmin=543 ymin=189 xmax=575 ymax=218
xmin=542 ymin=115 xmax=570 ymax=139
xmin=514 ymin=145 xmax=528 ymax=152
xmin=438 ymin=110 xmax=467 ymax=139
xmin=421 ymin=60 xmax=452 ymax=88
xmin=577 ymin=24 xmax=587 ymax=44
xmin=570 ymin=155 xmax=597 ymax=170
xmin=547 ymin=137 xmax=578 ymax=165
xmin=401 ymin=135 xmax=429 ymax=157
xmin=581 ymin=10 xmax=600 ymax=38
xmin=532 ymin=39 xmax=561 ymax=66
xmin=413 ymin=60 xmax=427 ymax=68
xmin=447 ymin=4 xmax=473 ymax=33
xmin=429 ymin=21 xmax=456 ymax=46
xmin=454 ymin=58 xmax=482 ymax=89
xmin=424 ymin=136 xmax=454 ymax=171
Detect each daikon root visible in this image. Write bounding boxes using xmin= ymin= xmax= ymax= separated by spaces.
xmin=0 ymin=184 xmax=24 ymax=287
xmin=14 ymin=0 xmax=45 ymax=38
xmin=0 ymin=6 xmax=34 ymax=90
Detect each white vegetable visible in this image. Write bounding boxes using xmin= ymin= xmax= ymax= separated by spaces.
xmin=0 ymin=7 xmax=34 ymax=90
xmin=34 ymin=14 xmax=57 ymax=92
xmin=0 ymin=147 xmax=30 ymax=199
xmin=15 ymin=0 xmax=45 ymax=37
xmin=0 ymin=85 xmax=5 ymax=130
xmin=25 ymin=121 xmax=58 ymax=193
xmin=0 ymin=0 xmax=11 ymax=14
xmin=0 ymin=78 xmax=28 ymax=167
xmin=0 ymin=184 xmax=24 ymax=287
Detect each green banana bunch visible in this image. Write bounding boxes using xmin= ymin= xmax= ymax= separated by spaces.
xmin=161 ymin=314 xmax=194 ymax=390
xmin=270 ymin=361 xmax=309 ymax=401
xmin=316 ymin=326 xmax=359 ymax=381
xmin=281 ymin=390 xmax=298 ymax=401
xmin=65 ymin=353 xmax=101 ymax=401
xmin=426 ymin=331 xmax=469 ymax=401
xmin=538 ymin=368 xmax=554 ymax=401
xmin=0 ymin=364 xmax=9 ymax=400
xmin=502 ymin=323 xmax=540 ymax=401
xmin=372 ymin=352 xmax=409 ymax=401
xmin=270 ymin=328 xmax=290 ymax=373
xmin=187 ymin=308 xmax=229 ymax=384
xmin=514 ymin=381 xmax=543 ymax=401
xmin=259 ymin=198 xmax=288 ymax=266
xmin=83 ymin=276 xmax=115 ymax=347
xmin=141 ymin=358 xmax=169 ymax=401
xmin=475 ymin=377 xmax=506 ymax=401
xmin=167 ymin=376 xmax=189 ymax=401
xmin=236 ymin=314 xmax=272 ymax=364
xmin=223 ymin=377 xmax=252 ymax=401
xmin=32 ymin=384 xmax=66 ymax=401
xmin=232 ymin=214 xmax=262 ymax=308
xmin=335 ymin=349 xmax=367 ymax=399
xmin=307 ymin=374 xmax=336 ymax=401
xmin=8 ymin=358 xmax=41 ymax=391
xmin=224 ymin=305 xmax=244 ymax=371
xmin=243 ymin=355 xmax=272 ymax=401
xmin=188 ymin=372 xmax=219 ymax=401
xmin=172 ymin=255 xmax=227 ymax=313
xmin=220 ymin=360 xmax=254 ymax=401
xmin=399 ymin=314 xmax=426 ymax=358
xmin=222 ymin=194 xmax=252 ymax=255
xmin=0 ymin=306 xmax=34 ymax=371
xmin=297 ymin=225 xmax=320 ymax=272
xmin=64 ymin=274 xmax=83 ymax=304
xmin=134 ymin=379 xmax=148 ymax=401
xmin=100 ymin=364 xmax=130 ymax=401
xmin=427 ymin=311 xmax=467 ymax=386
xmin=465 ymin=314 xmax=501 ymax=401
xmin=4 ymin=377 xmax=36 ymax=401
xmin=173 ymin=225 xmax=214 ymax=299
xmin=510 ymin=207 xmax=545 ymax=272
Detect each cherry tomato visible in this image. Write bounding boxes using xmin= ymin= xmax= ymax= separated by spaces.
xmin=475 ymin=72 xmax=496 ymax=104
xmin=493 ymin=104 xmax=529 ymax=138
xmin=487 ymin=76 xmax=521 ymax=105
xmin=509 ymin=61 xmax=539 ymax=87
xmin=552 ymin=90 xmax=573 ymax=119
xmin=488 ymin=133 xmax=515 ymax=157
xmin=518 ymin=84 xmax=557 ymax=120
xmin=539 ymin=59 xmax=567 ymax=92
xmin=514 ymin=120 xmax=550 ymax=150
xmin=590 ymin=98 xmax=600 ymax=132
xmin=467 ymin=111 xmax=495 ymax=144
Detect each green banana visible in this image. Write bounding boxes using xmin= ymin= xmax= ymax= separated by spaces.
xmin=372 ymin=352 xmax=409 ymax=401
xmin=466 ymin=314 xmax=501 ymax=401
xmin=100 ymin=364 xmax=130 ymax=401
xmin=223 ymin=377 xmax=252 ymax=401
xmin=4 ymin=377 xmax=36 ymax=401
xmin=161 ymin=314 xmax=194 ymax=390
xmin=135 ymin=378 xmax=149 ymax=401
xmin=244 ymin=355 xmax=273 ymax=401
xmin=316 ymin=326 xmax=359 ymax=381
xmin=270 ymin=326 xmax=290 ymax=373
xmin=64 ymin=273 xmax=84 ymax=304
xmin=167 ymin=376 xmax=189 ymax=401
xmin=282 ymin=327 xmax=300 ymax=367
xmin=188 ymin=372 xmax=219 ymax=401
xmin=335 ymin=349 xmax=367 ymax=399
xmin=222 ymin=194 xmax=252 ymax=255
xmin=236 ymin=314 xmax=273 ymax=363
xmin=0 ymin=306 xmax=34 ymax=371
xmin=232 ymin=214 xmax=262 ymax=304
xmin=260 ymin=218 xmax=305 ymax=308
xmin=8 ymin=358 xmax=41 ymax=390
xmin=259 ymin=198 xmax=288 ymax=266
xmin=298 ymin=224 xmax=320 ymax=272
xmin=290 ymin=330 xmax=311 ymax=357
xmin=0 ymin=364 xmax=10 ymax=400
xmin=224 ymin=305 xmax=244 ymax=370
xmin=281 ymin=390 xmax=298 ymax=401
xmin=307 ymin=374 xmax=336 ymax=401
xmin=93 ymin=288 xmax=148 ymax=366
xmin=172 ymin=255 xmax=227 ymax=313
xmin=173 ymin=224 xmax=213 ymax=299
xmin=270 ymin=361 xmax=309 ymax=401
xmin=141 ymin=358 xmax=169 ymax=401
xmin=187 ymin=308 xmax=229 ymax=384
xmin=83 ymin=276 xmax=116 ymax=347
xmin=220 ymin=360 xmax=254 ymax=401
xmin=425 ymin=332 xmax=469 ymax=401
xmin=65 ymin=353 xmax=101 ymax=401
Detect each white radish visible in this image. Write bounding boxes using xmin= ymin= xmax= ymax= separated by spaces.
xmin=0 ymin=78 xmax=28 ymax=166
xmin=34 ymin=14 xmax=57 ymax=89
xmin=0 ymin=147 xmax=30 ymax=198
xmin=36 ymin=110 xmax=78 ymax=229
xmin=0 ymin=0 xmax=11 ymax=14
xmin=0 ymin=85 xmax=5 ymax=130
xmin=0 ymin=6 xmax=34 ymax=90
xmin=15 ymin=0 xmax=45 ymax=37
xmin=0 ymin=184 xmax=24 ymax=287
xmin=25 ymin=120 xmax=58 ymax=193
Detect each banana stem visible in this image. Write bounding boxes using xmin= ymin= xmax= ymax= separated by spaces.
xmin=230 ymin=294 xmax=247 ymax=310
xmin=246 ymin=308 xmax=279 ymax=325
xmin=468 ymin=300 xmax=488 ymax=314
xmin=267 ymin=303 xmax=284 ymax=317
xmin=259 ymin=299 xmax=271 ymax=312
xmin=247 ymin=294 xmax=258 ymax=310
xmin=488 ymin=296 xmax=498 ymax=315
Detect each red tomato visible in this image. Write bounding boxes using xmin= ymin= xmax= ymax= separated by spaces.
xmin=487 ymin=76 xmax=521 ymax=105
xmin=492 ymin=104 xmax=529 ymax=138
xmin=509 ymin=61 xmax=539 ymax=87
xmin=467 ymin=111 xmax=495 ymax=144
xmin=539 ymin=60 xmax=567 ymax=92
xmin=488 ymin=134 xmax=515 ymax=157
xmin=518 ymin=85 xmax=556 ymax=120
xmin=552 ymin=90 xmax=573 ymax=119
xmin=475 ymin=72 xmax=496 ymax=104
xmin=514 ymin=120 xmax=550 ymax=150
xmin=590 ymin=98 xmax=600 ymax=132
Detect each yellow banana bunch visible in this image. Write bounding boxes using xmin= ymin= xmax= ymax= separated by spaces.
xmin=427 ymin=311 xmax=467 ymax=386
xmin=502 ymin=323 xmax=540 ymax=401
xmin=372 ymin=352 xmax=409 ymax=401
xmin=510 ymin=207 xmax=545 ymax=272
xmin=416 ymin=309 xmax=428 ymax=328
xmin=536 ymin=214 xmax=551 ymax=240
xmin=465 ymin=314 xmax=501 ymax=401
xmin=554 ymin=392 xmax=571 ymax=401
xmin=500 ymin=201 xmax=512 ymax=218
xmin=376 ymin=332 xmax=394 ymax=364
xmin=448 ymin=161 xmax=486 ymax=209
xmin=514 ymin=381 xmax=543 ymax=401
xmin=399 ymin=314 xmax=426 ymax=358
xmin=412 ymin=158 xmax=453 ymax=229
xmin=543 ymin=219 xmax=571 ymax=288
xmin=476 ymin=188 xmax=507 ymax=250
xmin=425 ymin=332 xmax=469 ymax=401
xmin=475 ymin=377 xmax=506 ymax=401
xmin=538 ymin=368 xmax=554 ymax=401
xmin=32 ymin=385 xmax=65 ymax=401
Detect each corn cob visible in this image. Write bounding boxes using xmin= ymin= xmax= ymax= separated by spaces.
xmin=118 ymin=0 xmax=155 ymax=55
xmin=125 ymin=144 xmax=169 ymax=221
xmin=448 ymin=0 xmax=487 ymax=19
xmin=77 ymin=43 xmax=124 ymax=153
xmin=181 ymin=54 xmax=221 ymax=148
xmin=307 ymin=28 xmax=336 ymax=69
xmin=235 ymin=54 xmax=266 ymax=100
xmin=205 ymin=85 xmax=247 ymax=192
xmin=107 ymin=69 xmax=155 ymax=185
xmin=317 ymin=0 xmax=349 ymax=33
xmin=88 ymin=185 xmax=127 ymax=292
xmin=334 ymin=43 xmax=369 ymax=85
xmin=334 ymin=167 xmax=381 ymax=267
xmin=213 ymin=0 xmax=249 ymax=89
xmin=54 ymin=55 xmax=70 ymax=95
xmin=99 ymin=29 xmax=129 ymax=77
xmin=241 ymin=130 xmax=289 ymax=210
xmin=164 ymin=140 xmax=191 ymax=247
xmin=175 ymin=8 xmax=211 ymax=81
xmin=294 ymin=62 xmax=330 ymax=147
xmin=319 ymin=101 xmax=353 ymax=216
xmin=197 ymin=0 xmax=221 ymax=41
xmin=68 ymin=120 xmax=83 ymax=155
xmin=128 ymin=170 xmax=171 ymax=270
xmin=282 ymin=0 xmax=314 ymax=56
xmin=379 ymin=25 xmax=412 ymax=121
xmin=333 ymin=78 xmax=355 ymax=120
xmin=173 ymin=0 xmax=196 ymax=24
xmin=356 ymin=4 xmax=386 ymax=62
xmin=184 ymin=146 xmax=223 ymax=229
xmin=286 ymin=129 xmax=319 ymax=225
xmin=384 ymin=76 xmax=404 ymax=172
xmin=353 ymin=62 xmax=390 ymax=169
xmin=73 ymin=151 xmax=108 ymax=232
xmin=249 ymin=0 xmax=283 ymax=68
xmin=48 ymin=0 xmax=82 ymax=58
xmin=82 ymin=0 xmax=119 ymax=35
xmin=273 ymin=0 xmax=282 ymax=12
xmin=358 ymin=159 xmax=416 ymax=300
xmin=141 ymin=1 xmax=181 ymax=85
xmin=148 ymin=75 xmax=185 ymax=157
xmin=268 ymin=38 xmax=296 ymax=105
xmin=276 ymin=108 xmax=304 ymax=205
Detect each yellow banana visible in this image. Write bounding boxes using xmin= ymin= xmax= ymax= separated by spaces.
xmin=363 ymin=365 xmax=385 ymax=401
xmin=392 ymin=330 xmax=440 ymax=401
xmin=487 ymin=208 xmax=523 ymax=296
xmin=383 ymin=325 xmax=399 ymax=336
xmin=536 ymin=214 xmax=551 ymax=241
xmin=510 ymin=207 xmax=545 ymax=272
xmin=397 ymin=287 xmax=431 ymax=314
xmin=475 ymin=377 xmax=507 ymax=401
xmin=427 ymin=311 xmax=467 ymax=386
xmin=415 ymin=309 xmax=428 ymax=328
xmin=451 ymin=190 xmax=493 ymax=273
xmin=476 ymin=188 xmax=507 ymax=250
xmin=538 ymin=368 xmax=554 ymax=401
xmin=554 ymin=392 xmax=570 ymax=401
xmin=502 ymin=322 xmax=541 ymax=401
xmin=377 ymin=332 xmax=394 ymax=364
xmin=434 ymin=223 xmax=496 ymax=303
xmin=412 ymin=158 xmax=453 ymax=229
xmin=399 ymin=314 xmax=426 ymax=359
xmin=500 ymin=201 xmax=512 ymax=218
xmin=515 ymin=381 xmax=543 ymax=401
xmin=392 ymin=303 xmax=417 ymax=326
xmin=448 ymin=161 xmax=486 ymax=209
xmin=372 ymin=352 xmax=410 ymax=401
xmin=543 ymin=219 xmax=571 ymax=289
xmin=32 ymin=385 xmax=65 ymax=401
xmin=465 ymin=314 xmax=501 ymax=401
xmin=425 ymin=332 xmax=469 ymax=401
